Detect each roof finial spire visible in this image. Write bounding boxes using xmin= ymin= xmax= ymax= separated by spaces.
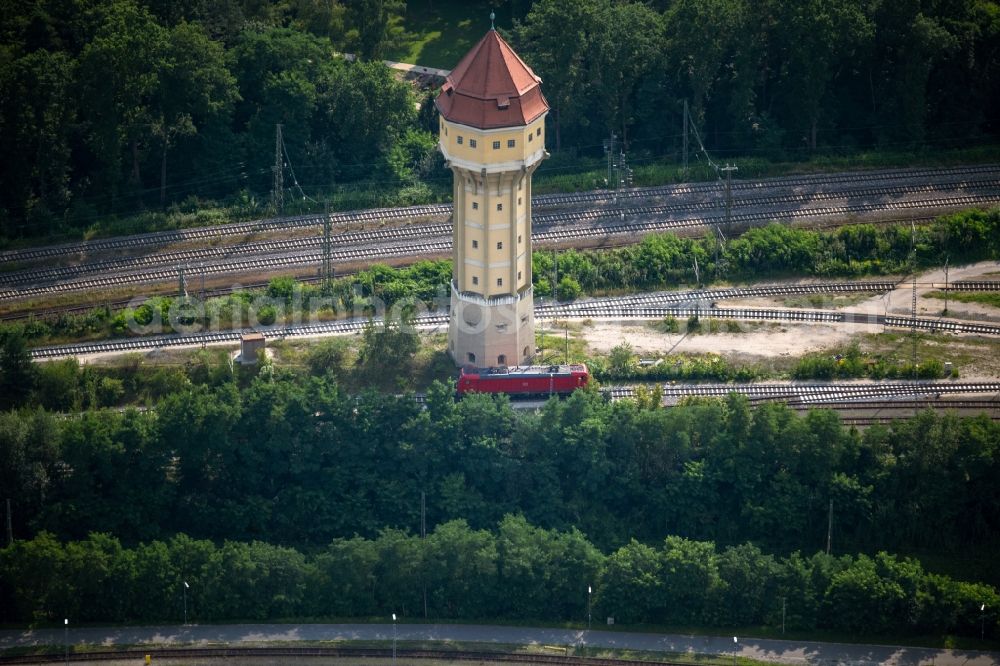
xmin=490 ymin=9 xmax=495 ymax=30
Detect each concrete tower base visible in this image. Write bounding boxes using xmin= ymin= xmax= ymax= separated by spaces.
xmin=449 ymin=283 xmax=535 ymax=367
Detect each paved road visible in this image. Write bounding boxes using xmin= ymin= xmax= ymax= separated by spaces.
xmin=1 ymin=623 xmax=997 ymax=666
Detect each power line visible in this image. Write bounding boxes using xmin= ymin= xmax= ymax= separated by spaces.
xmin=272 ymin=123 xmax=284 ymax=215
xmin=682 ymin=99 xmax=690 ymax=176
xmin=721 ymin=164 xmax=738 ymax=227
xmin=322 ymin=200 xmax=334 ymax=295
xmin=279 ymin=127 xmax=317 ymax=204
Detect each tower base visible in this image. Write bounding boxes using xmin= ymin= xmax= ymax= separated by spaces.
xmin=448 ymin=284 xmax=535 ymax=367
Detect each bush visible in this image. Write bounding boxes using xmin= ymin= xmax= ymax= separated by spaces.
xmin=556 ymin=276 xmax=582 ymax=301
xmin=96 ymin=377 xmax=125 ymax=406
xmin=306 ymin=338 xmax=349 ymax=376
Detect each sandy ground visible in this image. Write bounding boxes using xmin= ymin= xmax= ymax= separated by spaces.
xmin=581 ymin=320 xmax=871 ymax=359
xmin=580 ymin=261 xmax=1000 ymax=363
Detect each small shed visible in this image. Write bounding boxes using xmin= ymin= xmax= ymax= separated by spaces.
xmin=240 ymin=332 xmax=266 ymax=364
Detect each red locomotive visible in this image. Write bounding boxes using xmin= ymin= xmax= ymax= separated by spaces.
xmin=457 ymin=364 xmax=590 ymax=397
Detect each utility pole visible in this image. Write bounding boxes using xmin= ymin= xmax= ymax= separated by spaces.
xmin=564 ymin=326 xmax=569 ymax=364
xmin=322 ymin=200 xmax=334 ymax=295
xmin=619 ymin=150 xmax=633 ymax=203
xmin=178 ymin=264 xmax=187 ymax=298
xmin=605 ymin=133 xmax=617 ymax=191
xmin=826 ymin=499 xmax=833 ymax=555
xmin=781 ymin=596 xmax=786 ymax=635
xmin=910 ymin=222 xmax=918 ymax=376
xmin=553 ymin=248 xmax=559 ymax=301
xmin=721 ymin=164 xmax=738 ymax=228
xmin=5 ymin=498 xmax=12 ymax=546
xmin=272 ymin=123 xmax=285 ymax=215
xmin=693 ymin=256 xmax=700 ymax=288
xmin=944 ymin=256 xmax=949 ymax=315
xmin=421 ymin=491 xmax=427 ymax=619
xmin=682 ymin=99 xmax=689 ymax=176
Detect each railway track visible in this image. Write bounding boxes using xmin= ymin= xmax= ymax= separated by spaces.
xmin=4 ymin=190 xmax=998 ymax=301
xmin=2 ymin=280 xmax=891 ymax=323
xmin=946 ymin=280 xmax=1000 ymax=291
xmin=2 ymin=163 xmax=997 ymax=266
xmin=20 ymin=282 xmax=891 ymax=356
xmin=5 ymin=178 xmax=998 ymax=289
xmin=538 ymin=282 xmax=896 ymax=312
xmin=26 ymin=292 xmax=1000 ymax=360
xmin=0 ymin=646 xmax=691 ymax=666
xmin=603 ymin=381 xmax=1000 ymax=402
xmin=545 ymin=303 xmax=1000 ymax=337
xmin=775 ymin=398 xmax=1000 ymax=409
xmin=0 ymin=240 xmax=452 ymax=300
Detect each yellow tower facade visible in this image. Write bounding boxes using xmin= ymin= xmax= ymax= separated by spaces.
xmin=436 ymin=29 xmax=549 ymax=367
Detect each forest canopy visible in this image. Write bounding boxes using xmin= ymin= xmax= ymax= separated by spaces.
xmin=3 ymin=375 xmax=999 ymax=563
xmin=1 ymin=376 xmax=999 ymax=635
xmin=2 ymin=0 xmax=998 ymax=238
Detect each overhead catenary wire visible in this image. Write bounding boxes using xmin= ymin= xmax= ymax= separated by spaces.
xmin=279 ymin=128 xmax=318 ymax=204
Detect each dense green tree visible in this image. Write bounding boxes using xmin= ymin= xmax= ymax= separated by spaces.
xmin=0 ymin=328 xmax=36 ymax=409
xmin=153 ymin=21 xmax=238 ymax=206
xmin=511 ymin=0 xmax=600 ymax=152
xmin=77 ymin=0 xmax=168 ymax=208
xmin=763 ymin=0 xmax=874 ymax=150
xmin=0 ymin=409 xmax=60 ymax=540
xmin=344 ymin=0 xmax=405 ymax=61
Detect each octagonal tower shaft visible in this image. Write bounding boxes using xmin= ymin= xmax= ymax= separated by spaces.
xmin=435 ymin=29 xmax=549 ymax=368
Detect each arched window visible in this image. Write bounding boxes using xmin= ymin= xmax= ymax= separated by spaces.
xmin=498 ymin=354 xmax=507 ymax=366
xmin=467 ymin=352 xmax=476 ymax=363
xmin=523 ymin=346 xmax=530 ymax=358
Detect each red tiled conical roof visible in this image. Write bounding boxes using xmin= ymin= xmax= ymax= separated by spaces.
xmin=435 ymin=30 xmax=549 ymax=130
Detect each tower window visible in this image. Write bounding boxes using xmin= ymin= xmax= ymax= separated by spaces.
xmin=472 ymin=276 xmax=479 ymax=285
xmin=508 ymin=139 xmax=516 ymax=148
xmin=528 ymin=133 xmax=533 ymax=142
xmin=518 ymin=271 xmax=522 ymax=280
xmin=518 ymin=197 xmax=522 ymax=205
xmin=472 ymin=240 xmax=478 ymax=248
xmin=468 ymin=353 xmax=476 ymax=363
xmin=497 ymin=241 xmax=503 ymax=250
xmin=498 ymin=354 xmax=507 ymax=365
xmin=469 ymin=138 xmax=477 ymax=148
xmin=496 ymin=203 xmax=503 ymax=211
xmin=493 ymin=141 xmax=500 ymax=149
xmin=536 ymin=128 xmax=541 ymax=136
xmin=472 ymin=201 xmax=478 ymax=210
xmin=457 ymin=136 xmax=463 ymax=144
xmin=518 ymin=234 xmax=522 ymax=243
xmin=444 ymin=127 xmax=448 ymax=135
xmin=497 ymin=278 xmax=503 ymax=287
